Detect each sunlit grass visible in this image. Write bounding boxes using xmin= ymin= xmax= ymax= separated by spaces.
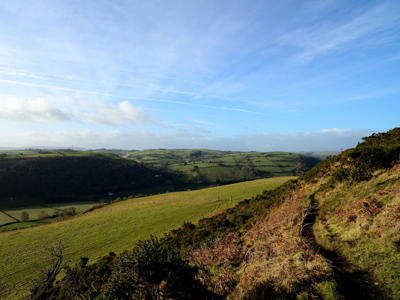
xmin=313 ymin=168 xmax=400 ymax=299
xmin=0 ymin=212 xmax=15 ymax=226
xmin=0 ymin=177 xmax=295 ymax=300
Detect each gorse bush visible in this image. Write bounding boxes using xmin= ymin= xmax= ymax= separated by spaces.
xmin=100 ymin=235 xmax=212 ymax=300
xmin=31 ymin=236 xmax=216 ymax=300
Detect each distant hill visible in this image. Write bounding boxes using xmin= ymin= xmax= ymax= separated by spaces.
xmin=298 ymin=150 xmax=339 ymax=160
xmin=123 ymin=149 xmax=320 ymax=184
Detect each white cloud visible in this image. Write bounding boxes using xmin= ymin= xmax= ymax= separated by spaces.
xmin=0 ymin=96 xmax=71 ymax=122
xmin=82 ymin=100 xmax=148 ymax=126
xmin=0 ymin=96 xmax=148 ymax=126
xmin=119 ymin=101 xmax=148 ymax=123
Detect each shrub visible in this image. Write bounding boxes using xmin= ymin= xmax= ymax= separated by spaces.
xmin=100 ymin=235 xmax=215 ymax=299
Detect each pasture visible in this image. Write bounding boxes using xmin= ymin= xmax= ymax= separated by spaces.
xmin=0 ymin=177 xmax=295 ymax=299
xmin=123 ymin=149 xmax=301 ymax=181
xmin=0 ymin=202 xmax=97 ymax=232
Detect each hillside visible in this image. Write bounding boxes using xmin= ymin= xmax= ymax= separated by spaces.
xmin=123 ymin=149 xmax=319 ymax=184
xmin=0 ymin=152 xmax=178 ymax=206
xmin=25 ymin=127 xmax=400 ymax=299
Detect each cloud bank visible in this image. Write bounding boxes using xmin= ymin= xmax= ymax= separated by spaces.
xmin=0 ymin=128 xmax=377 ymax=152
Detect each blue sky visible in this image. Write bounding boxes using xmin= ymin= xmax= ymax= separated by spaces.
xmin=0 ymin=0 xmax=399 ymax=151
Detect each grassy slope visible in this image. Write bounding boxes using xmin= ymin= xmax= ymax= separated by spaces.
xmin=0 ymin=177 xmax=294 ymax=300
xmin=296 ymin=128 xmax=400 ymax=299
xmin=312 ymin=167 xmax=400 ymax=298
xmin=151 ymin=128 xmax=400 ymax=299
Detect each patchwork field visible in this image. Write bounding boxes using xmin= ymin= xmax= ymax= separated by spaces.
xmin=123 ymin=149 xmax=312 ymax=183
xmin=0 ymin=202 xmax=98 ymax=232
xmin=0 ymin=177 xmax=295 ymax=300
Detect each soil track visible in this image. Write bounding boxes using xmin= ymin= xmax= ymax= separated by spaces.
xmin=302 ymin=201 xmax=392 ymax=300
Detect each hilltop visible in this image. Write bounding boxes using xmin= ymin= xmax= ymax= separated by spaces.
xmin=25 ymin=127 xmax=400 ymax=299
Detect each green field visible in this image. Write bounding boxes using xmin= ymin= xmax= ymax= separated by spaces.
xmin=49 ymin=201 xmax=96 ymax=213
xmin=123 ymin=149 xmax=306 ymax=183
xmin=0 ymin=202 xmax=98 ymax=232
xmin=5 ymin=206 xmax=58 ymax=221
xmin=0 ymin=177 xmax=295 ymax=300
xmin=0 ymin=212 xmax=16 ymax=226
xmin=0 ymin=149 xmax=126 ymax=160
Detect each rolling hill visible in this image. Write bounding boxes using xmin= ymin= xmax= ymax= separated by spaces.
xmin=24 ymin=127 xmax=400 ymax=299
xmin=123 ymin=149 xmax=319 ymax=184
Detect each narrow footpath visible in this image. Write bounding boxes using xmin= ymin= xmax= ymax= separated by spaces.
xmin=302 ymin=199 xmax=391 ymax=300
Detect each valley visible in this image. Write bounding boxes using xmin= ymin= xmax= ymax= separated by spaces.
xmin=2 ymin=129 xmax=400 ymax=299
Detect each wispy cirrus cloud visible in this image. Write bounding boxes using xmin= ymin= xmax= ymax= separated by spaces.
xmin=0 ymin=67 xmax=224 ymax=100
xmin=188 ymin=125 xmax=211 ymax=134
xmin=0 ymin=78 xmax=269 ymax=116
xmin=281 ymin=1 xmax=400 ymax=63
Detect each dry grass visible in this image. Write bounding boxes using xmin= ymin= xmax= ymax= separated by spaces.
xmin=232 ymin=191 xmax=331 ymax=299
xmin=189 ymin=232 xmax=242 ymax=296
xmin=189 ymin=189 xmax=333 ymax=299
xmin=313 ymin=166 xmax=400 ymax=299
xmin=336 ymin=198 xmax=384 ymax=223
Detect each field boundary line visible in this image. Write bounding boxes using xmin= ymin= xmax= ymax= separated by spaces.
xmin=0 ymin=210 xmax=20 ymax=222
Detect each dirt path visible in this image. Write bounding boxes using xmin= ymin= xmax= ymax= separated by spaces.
xmin=302 ymin=202 xmax=391 ymax=300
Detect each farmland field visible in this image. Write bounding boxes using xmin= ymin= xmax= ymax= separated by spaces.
xmin=0 ymin=202 xmax=98 ymax=232
xmin=0 ymin=177 xmax=295 ymax=299
xmin=122 ymin=149 xmax=314 ymax=183
xmin=47 ymin=201 xmax=97 ymax=213
xmin=0 ymin=212 xmax=16 ymax=226
xmin=5 ymin=206 xmax=58 ymax=221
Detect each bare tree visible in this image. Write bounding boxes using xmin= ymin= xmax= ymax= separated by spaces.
xmin=38 ymin=210 xmax=49 ymax=220
xmin=21 ymin=211 xmax=30 ymax=222
xmin=31 ymin=240 xmax=70 ymax=299
xmin=34 ymin=240 xmax=69 ymax=286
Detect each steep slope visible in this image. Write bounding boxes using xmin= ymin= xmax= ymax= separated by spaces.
xmin=165 ymin=127 xmax=400 ymax=299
